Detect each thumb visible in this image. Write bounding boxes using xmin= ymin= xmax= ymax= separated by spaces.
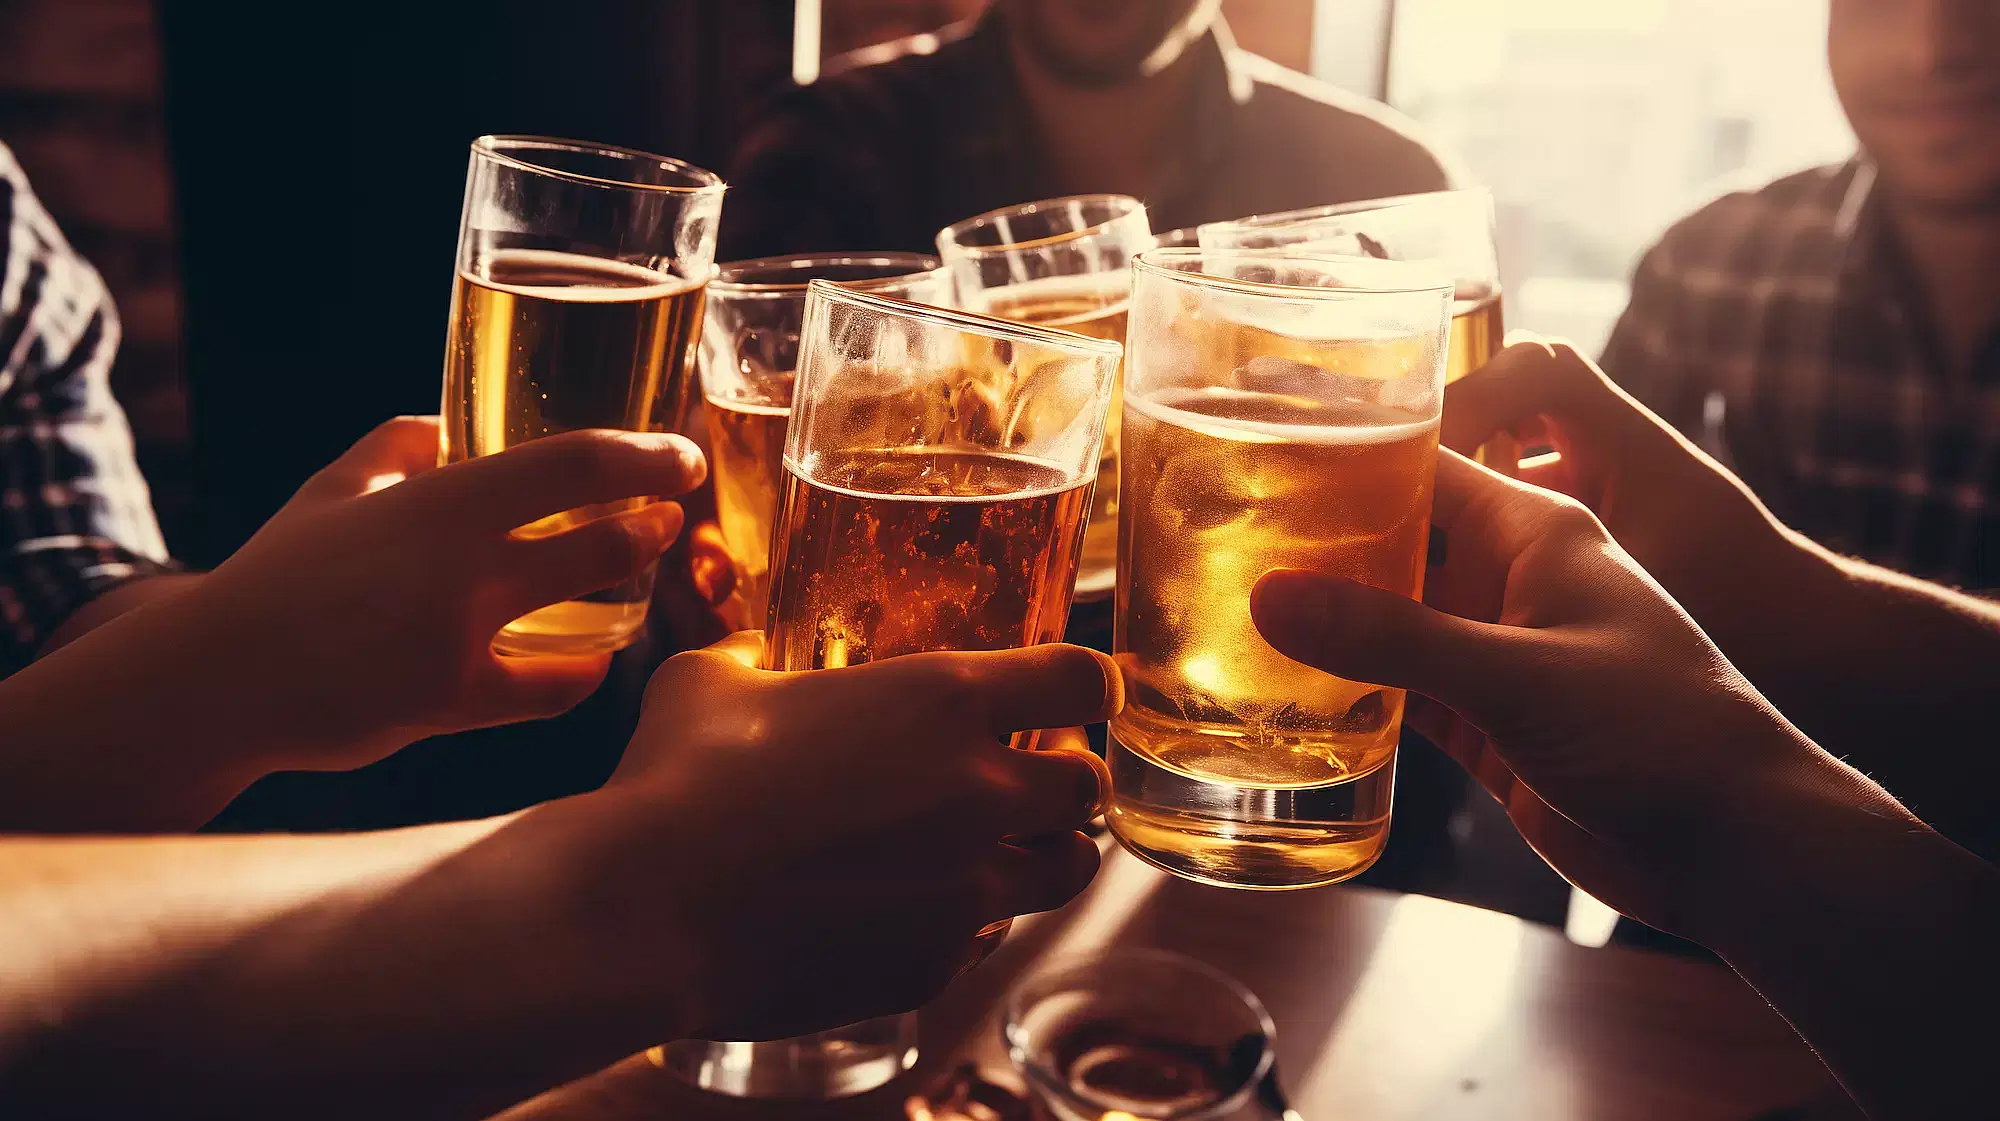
xmin=1251 ymin=569 xmax=1529 ymax=729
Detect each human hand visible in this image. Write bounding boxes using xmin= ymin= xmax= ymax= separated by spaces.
xmin=1249 ymin=452 xmax=1873 ymax=938
xmin=1443 ymin=336 xmax=1799 ymax=617
xmin=185 ymin=417 xmax=707 ymax=772
xmin=594 ymin=633 xmax=1118 ymax=1042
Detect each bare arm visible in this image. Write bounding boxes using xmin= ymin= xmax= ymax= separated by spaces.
xmin=1444 ymin=339 xmax=2000 ymax=860
xmin=1679 ymin=527 xmax=2000 ymax=859
xmin=1254 ymin=451 xmax=1999 ymax=1120
xmin=1692 ymin=752 xmax=2000 ymax=1120
xmin=0 ymin=804 xmax=689 ymax=1121
xmin=0 ymin=638 xmax=1114 ymax=1120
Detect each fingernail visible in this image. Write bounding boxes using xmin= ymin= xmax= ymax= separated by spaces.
xmin=661 ymin=433 xmax=707 ymax=490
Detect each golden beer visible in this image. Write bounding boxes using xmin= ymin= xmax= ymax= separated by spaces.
xmin=1110 ymin=385 xmax=1438 ymax=884
xmin=1447 ymin=287 xmax=1504 ymax=383
xmin=704 ymin=396 xmax=789 ymax=623
xmin=764 ymin=448 xmax=1089 ymax=671
xmin=981 ymin=276 xmax=1131 ymax=599
xmin=442 ymin=248 xmax=705 ymax=654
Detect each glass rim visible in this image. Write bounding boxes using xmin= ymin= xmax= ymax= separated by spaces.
xmin=937 ymin=193 xmax=1149 ymax=259
xmin=1003 ymin=948 xmax=1276 ymax=1120
xmin=1134 ymin=246 xmax=1456 ymax=298
xmin=804 ymin=278 xmax=1125 ymax=357
xmin=470 ymin=134 xmax=726 ymax=196
xmin=1207 ymin=187 xmax=1491 ymax=234
xmin=712 ymin=252 xmax=946 ymax=297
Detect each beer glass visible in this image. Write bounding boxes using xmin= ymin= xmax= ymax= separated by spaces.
xmin=699 ymin=253 xmax=952 ymax=625
xmin=1005 ymin=951 xmax=1276 ymax=1121
xmin=663 ymin=279 xmax=1121 ymax=1101
xmin=1108 ymin=249 xmax=1452 ymax=890
xmin=440 ymin=135 xmax=724 ymax=656
xmin=936 ymin=195 xmax=1152 ymax=600
xmin=1198 ymin=189 xmax=1503 ymax=386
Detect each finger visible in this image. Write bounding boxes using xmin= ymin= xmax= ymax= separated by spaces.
xmin=473 ymin=652 xmax=614 ymax=724
xmin=705 ymin=630 xmax=766 ymax=669
xmin=987 ymin=832 xmax=1101 ymax=918
xmin=417 ymin=429 xmax=708 ymax=532
xmin=689 ymin=522 xmax=738 ymax=606
xmin=1440 ymin=336 xmax=1606 ymax=456
xmin=872 ymin=643 xmax=1123 ymax=735
xmin=499 ymin=502 xmax=685 ymax=617
xmin=1251 ymin=569 xmax=1530 ymax=730
xmin=988 ymin=739 xmax=1110 ymax=836
xmin=300 ymin=416 xmax=444 ymax=499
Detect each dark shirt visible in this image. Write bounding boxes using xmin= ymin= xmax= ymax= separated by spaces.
xmin=720 ymin=10 xmax=1457 ymax=260
xmin=0 ymin=142 xmax=174 ymax=676
xmin=1603 ymin=159 xmax=2000 ymax=591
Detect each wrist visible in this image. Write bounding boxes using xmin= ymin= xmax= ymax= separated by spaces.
xmin=1675 ymin=737 xmax=1928 ymax=955
xmin=519 ymin=789 xmax=711 ymax=1043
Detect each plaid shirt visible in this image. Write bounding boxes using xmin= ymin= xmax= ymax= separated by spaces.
xmin=1603 ymin=159 xmax=2000 ymax=591
xmin=0 ymin=142 xmax=172 ymax=675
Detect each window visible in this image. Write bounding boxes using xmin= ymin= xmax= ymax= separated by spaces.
xmin=1366 ymin=0 xmax=1855 ymax=356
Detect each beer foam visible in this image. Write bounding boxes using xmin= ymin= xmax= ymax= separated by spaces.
xmin=1128 ymin=387 xmax=1437 ymax=447
xmin=468 ymin=248 xmax=699 ymax=302
xmin=787 ymin=449 xmax=1081 ymax=502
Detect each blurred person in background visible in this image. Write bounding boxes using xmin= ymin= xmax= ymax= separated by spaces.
xmin=719 ymin=0 xmax=1460 ymax=259
xmin=1603 ymin=0 xmax=2000 ymax=593
xmin=0 ymin=141 xmax=195 ymax=674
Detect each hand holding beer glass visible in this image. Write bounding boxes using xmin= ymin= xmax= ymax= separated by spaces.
xmin=663 ymin=279 xmax=1122 ymax=1100
xmin=439 ymin=135 xmax=724 ymax=656
xmin=1107 ymin=250 xmax=1452 ymax=890
xmin=936 ymin=195 xmax=1152 ymax=599
xmin=699 ymin=254 xmax=952 ymax=625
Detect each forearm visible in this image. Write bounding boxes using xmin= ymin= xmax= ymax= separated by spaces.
xmin=0 ymin=579 xmax=384 ymax=831
xmin=0 ymin=797 xmax=694 ymax=1120
xmin=1695 ymin=529 xmax=2000 ymax=856
xmin=1692 ymin=757 xmax=2000 ymax=1120
xmin=39 ymin=571 xmax=207 ymax=656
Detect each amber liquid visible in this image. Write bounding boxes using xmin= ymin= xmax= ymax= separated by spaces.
xmin=442 ymin=249 xmax=706 ymax=655
xmin=1448 ymin=290 xmax=1515 ymax=471
xmin=1109 ymin=373 xmax=1439 ymax=887
xmin=765 ymin=447 xmax=1091 ymax=959
xmin=704 ymin=396 xmax=789 ymax=624
xmin=982 ymin=277 xmax=1130 ymax=600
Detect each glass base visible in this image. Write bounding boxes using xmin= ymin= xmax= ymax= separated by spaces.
xmin=1104 ymin=736 xmax=1395 ymax=890
xmin=655 ymin=1013 xmax=918 ymax=1099
xmin=493 ymin=598 xmax=649 ymax=657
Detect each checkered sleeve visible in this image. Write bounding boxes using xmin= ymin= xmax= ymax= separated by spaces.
xmin=0 ymin=143 xmax=174 ymax=675
xmin=1600 ymin=237 xmax=1715 ymax=438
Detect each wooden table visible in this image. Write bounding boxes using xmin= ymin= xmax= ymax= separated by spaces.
xmin=495 ymin=846 xmax=1853 ymax=1121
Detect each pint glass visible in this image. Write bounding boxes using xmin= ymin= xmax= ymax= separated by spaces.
xmin=937 ymin=195 xmax=1152 ymax=599
xmin=440 ymin=135 xmax=723 ymax=655
xmin=700 ymin=254 xmax=952 ymax=624
xmin=662 ymin=279 xmax=1121 ymax=1100
xmin=1107 ymin=249 xmax=1452 ymax=890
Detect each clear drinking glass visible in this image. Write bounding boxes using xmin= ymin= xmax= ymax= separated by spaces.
xmin=1198 ymin=189 xmax=1503 ymax=386
xmin=1005 ymin=950 xmax=1276 ymax=1121
xmin=1106 ymin=249 xmax=1452 ymax=890
xmin=936 ymin=195 xmax=1153 ymax=601
xmin=699 ymin=253 xmax=953 ymax=625
xmin=662 ymin=279 xmax=1122 ymax=1101
xmin=440 ymin=135 xmax=724 ymax=655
